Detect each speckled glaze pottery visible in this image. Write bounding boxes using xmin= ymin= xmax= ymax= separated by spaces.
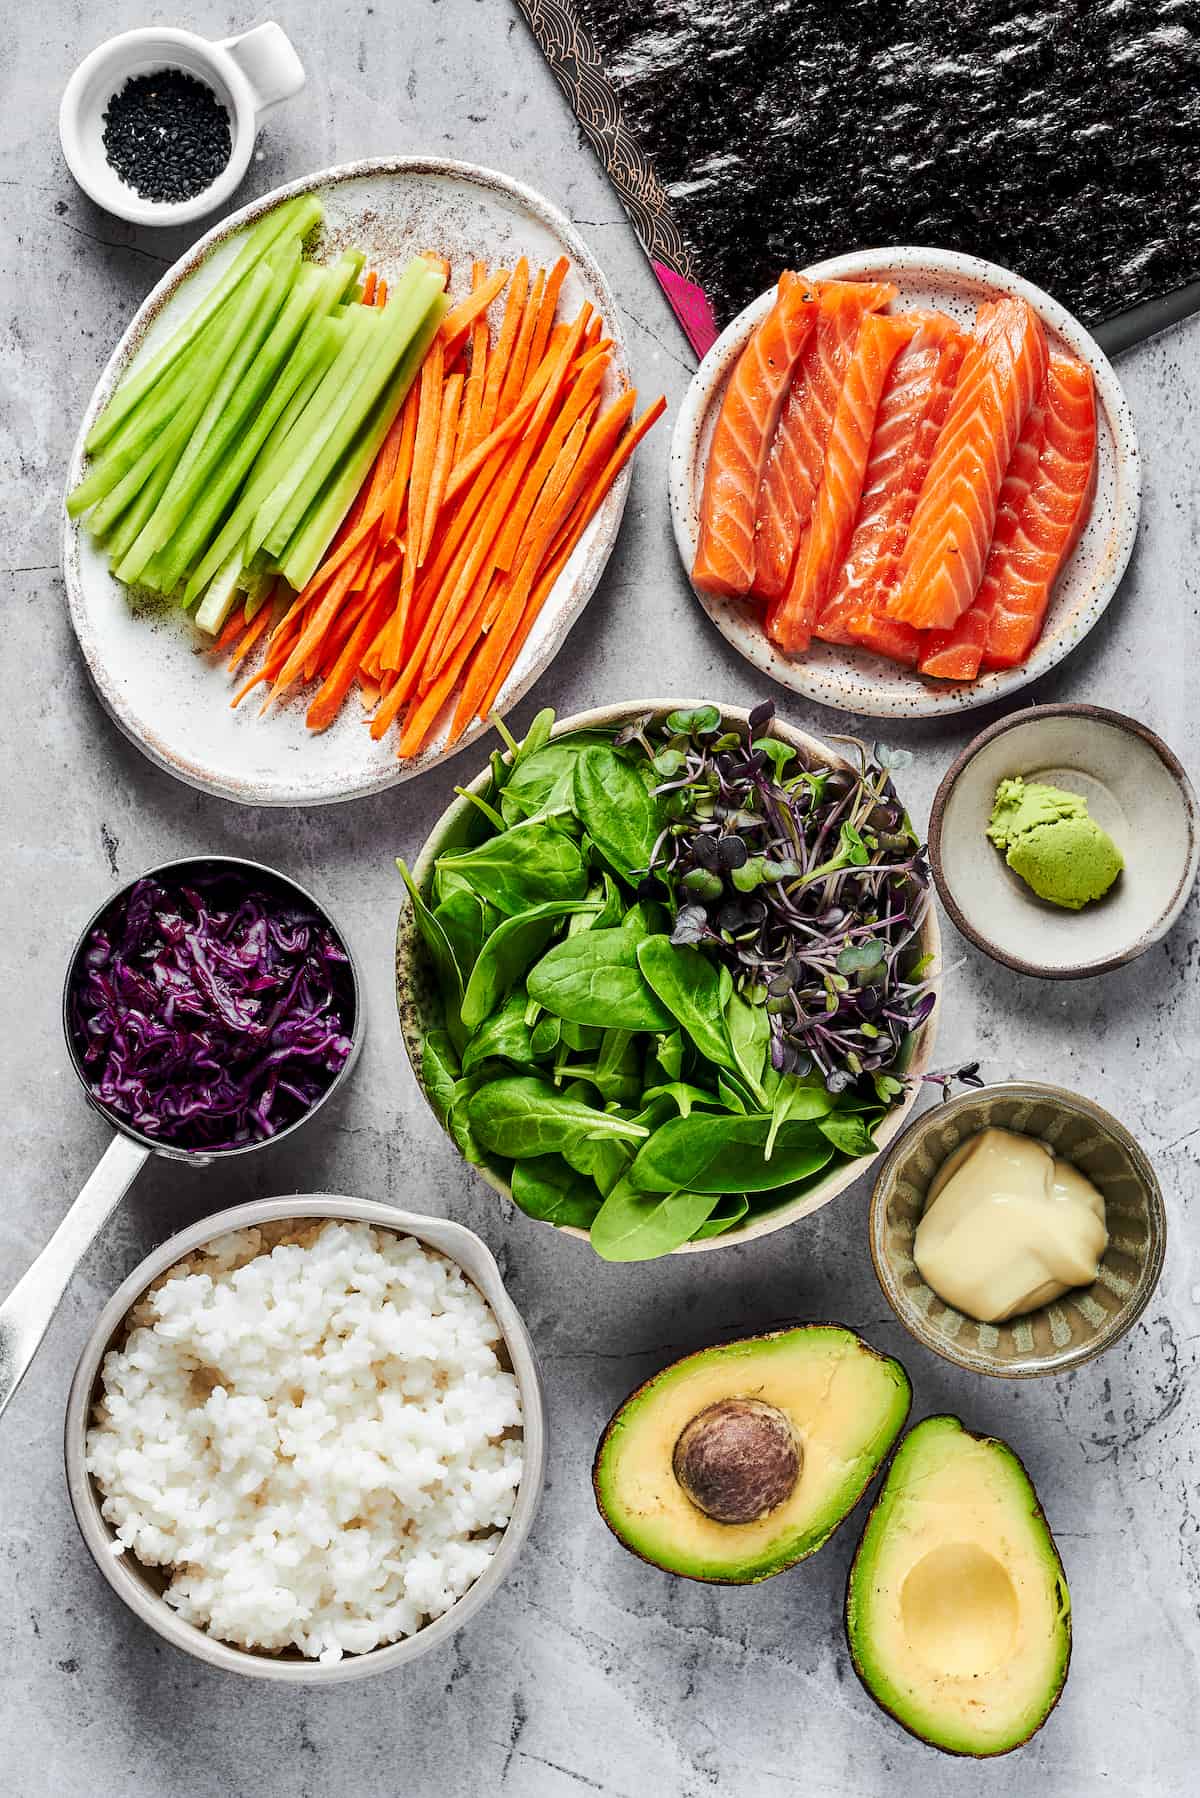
xmin=870 ymin=1083 xmax=1165 ymax=1377
xmin=64 ymin=1195 xmax=546 ymax=1683
xmin=929 ymin=703 xmax=1199 ymax=978
xmin=668 ymin=246 xmax=1141 ymax=720
xmin=396 ymin=699 xmax=941 ymax=1254
xmin=62 ymin=159 xmax=631 ymax=806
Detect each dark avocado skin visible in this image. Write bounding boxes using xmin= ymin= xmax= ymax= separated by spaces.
xmin=592 ymin=1323 xmax=912 ymax=1585
xmin=843 ymin=1414 xmax=1072 ymax=1758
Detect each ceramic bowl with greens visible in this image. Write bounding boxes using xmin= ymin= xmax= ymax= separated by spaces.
xmin=395 ymin=700 xmax=940 ymax=1259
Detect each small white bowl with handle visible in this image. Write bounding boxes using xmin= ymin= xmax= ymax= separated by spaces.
xmin=59 ymin=22 xmax=306 ymax=227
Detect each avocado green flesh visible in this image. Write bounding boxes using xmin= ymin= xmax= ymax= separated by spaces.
xmin=593 ymin=1327 xmax=911 ymax=1583
xmin=847 ymin=1415 xmax=1071 ymax=1756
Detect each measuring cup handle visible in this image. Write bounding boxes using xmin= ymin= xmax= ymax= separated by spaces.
xmin=220 ymin=22 xmax=306 ymax=118
xmin=0 ymin=1132 xmax=149 ymax=1423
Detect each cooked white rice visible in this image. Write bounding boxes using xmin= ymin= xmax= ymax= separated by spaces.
xmin=86 ymin=1219 xmax=524 ymax=1663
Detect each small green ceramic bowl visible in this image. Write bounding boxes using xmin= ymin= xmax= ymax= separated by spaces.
xmin=869 ymin=1082 xmax=1165 ymax=1377
xmin=396 ymin=699 xmax=940 ymax=1254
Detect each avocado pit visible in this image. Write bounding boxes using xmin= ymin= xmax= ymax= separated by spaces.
xmin=672 ymin=1397 xmax=801 ymax=1524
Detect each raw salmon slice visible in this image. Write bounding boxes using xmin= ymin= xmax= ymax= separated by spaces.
xmin=921 ymin=353 xmax=1097 ymax=677
xmin=692 ymin=272 xmax=819 ymax=599
xmin=814 ymin=311 xmax=968 ymax=658
xmin=768 ymin=312 xmax=916 ymax=654
xmin=887 ymin=298 xmax=1048 ymax=631
xmin=752 ymin=279 xmax=896 ymax=602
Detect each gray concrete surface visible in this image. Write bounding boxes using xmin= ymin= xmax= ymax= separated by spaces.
xmin=2 ymin=5 xmax=1198 ymax=1795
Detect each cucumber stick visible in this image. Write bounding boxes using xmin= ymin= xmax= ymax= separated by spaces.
xmin=251 ymin=259 xmax=445 ymax=562
xmin=280 ymin=288 xmax=449 ymax=590
xmin=84 ymin=194 xmax=322 ymax=454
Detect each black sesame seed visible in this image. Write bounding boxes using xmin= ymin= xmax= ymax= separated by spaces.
xmin=102 ymin=69 xmax=232 ymax=204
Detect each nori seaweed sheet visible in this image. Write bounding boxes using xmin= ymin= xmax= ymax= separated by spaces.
xmin=566 ymin=0 xmax=1200 ymax=326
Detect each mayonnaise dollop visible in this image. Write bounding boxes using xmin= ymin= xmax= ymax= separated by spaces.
xmin=913 ymin=1127 xmax=1108 ymax=1324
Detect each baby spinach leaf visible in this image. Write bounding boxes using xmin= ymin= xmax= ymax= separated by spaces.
xmin=467 ymin=1077 xmax=649 ymax=1159
xmin=568 ymin=872 xmax=622 ymax=936
xmin=461 ymin=898 xmax=598 ymax=1032
xmin=818 ymin=1110 xmax=881 ymax=1158
xmin=653 ymin=1029 xmax=685 ymax=1082
xmin=628 ymin=1114 xmax=833 ymax=1195
xmin=528 ymin=930 xmax=675 ymax=1031
xmin=764 ymin=1075 xmax=837 ymax=1157
xmin=636 ymin=937 xmax=737 ymax=1075
xmin=572 ymin=746 xmax=663 ymax=881
xmin=433 ymin=888 xmax=490 ymax=983
xmin=589 ymin=1027 xmax=643 ymax=1105
xmin=421 ymin=1029 xmax=462 ymax=1122
xmin=717 ymin=1073 xmax=751 ymax=1114
xmin=461 ymin=991 xmax=536 ymax=1074
xmin=724 ymin=989 xmax=771 ymax=1106
xmin=561 ymin=1019 xmax=604 ymax=1054
xmin=691 ymin=1193 xmax=750 ymax=1240
xmin=640 ymin=1081 xmax=731 ymax=1118
xmin=590 ymin=1179 xmax=720 ymax=1261
xmin=399 ymin=862 xmax=467 ymax=1053
xmin=438 ymin=821 xmax=587 ymax=916
xmin=562 ymin=1132 xmax=633 ymax=1195
xmin=511 ymin=1155 xmax=602 ymax=1229
xmin=529 ymin=1013 xmax=561 ymax=1058
xmin=498 ymin=732 xmax=611 ymax=824
xmin=621 ymin=899 xmax=671 ymax=940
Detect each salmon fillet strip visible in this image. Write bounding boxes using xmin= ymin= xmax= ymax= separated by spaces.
xmin=887 ymin=297 xmax=1047 ymax=631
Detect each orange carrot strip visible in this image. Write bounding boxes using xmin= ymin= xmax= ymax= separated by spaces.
xmin=393 ymin=338 xmax=444 ymax=637
xmin=453 ymin=396 xmax=666 ymax=734
xmin=477 ymin=257 xmax=528 ymax=439
xmin=358 ymin=675 xmax=381 ymax=710
xmin=492 ymin=356 xmax=609 ymax=574
xmin=439 ymin=268 xmax=509 ymax=356
xmin=375 ymin=278 xmax=388 ymax=305
xmin=457 ymin=262 xmax=490 ymax=457
xmin=398 ymin=579 xmax=496 ymax=756
xmin=225 ymin=602 xmax=275 ymax=672
xmin=497 ymin=267 xmax=544 ymax=419
xmin=265 ymin=534 xmax=378 ymax=706
xmin=307 ymin=592 xmax=392 ymax=732
xmin=361 ymin=270 xmax=377 ymax=306
xmin=526 ymin=257 xmax=569 ymax=373
xmin=213 ymin=604 xmax=250 ymax=652
xmin=418 ymin=371 xmax=464 ymax=566
xmin=381 ymin=385 xmax=420 ymax=543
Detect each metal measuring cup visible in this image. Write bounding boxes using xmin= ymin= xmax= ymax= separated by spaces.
xmin=0 ymin=855 xmax=363 ymax=1421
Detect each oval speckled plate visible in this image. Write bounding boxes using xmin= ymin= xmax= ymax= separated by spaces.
xmin=668 ymin=246 xmax=1141 ymax=720
xmin=63 ymin=159 xmax=632 ymax=806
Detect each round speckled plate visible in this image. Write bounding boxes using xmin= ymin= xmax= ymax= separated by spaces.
xmin=668 ymin=247 xmax=1141 ymax=720
xmin=870 ymin=1083 xmax=1165 ymax=1377
xmin=63 ymin=159 xmax=631 ymax=806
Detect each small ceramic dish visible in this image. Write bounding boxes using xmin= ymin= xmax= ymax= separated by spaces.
xmin=929 ymin=703 xmax=1199 ymax=978
xmin=870 ymin=1082 xmax=1165 ymax=1378
xmin=668 ymin=246 xmax=1141 ymax=720
xmin=63 ymin=159 xmax=631 ymax=805
xmin=64 ymin=1195 xmax=546 ymax=1683
xmin=59 ymin=24 xmax=306 ymax=227
xmin=395 ymin=699 xmax=941 ymax=1254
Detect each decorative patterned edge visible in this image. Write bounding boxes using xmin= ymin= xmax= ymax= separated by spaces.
xmin=513 ymin=0 xmax=719 ymax=358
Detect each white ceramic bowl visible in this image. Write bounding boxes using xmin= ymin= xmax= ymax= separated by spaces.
xmin=395 ymin=699 xmax=941 ymax=1253
xmin=669 ymin=246 xmax=1141 ymax=720
xmin=929 ymin=704 xmax=1199 ymax=978
xmin=59 ymin=24 xmax=305 ymax=227
xmin=62 ymin=159 xmax=632 ymax=805
xmin=64 ymin=1195 xmax=546 ymax=1683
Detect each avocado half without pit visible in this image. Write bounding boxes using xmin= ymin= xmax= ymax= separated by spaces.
xmin=846 ymin=1415 xmax=1071 ymax=1757
xmin=592 ymin=1326 xmax=912 ymax=1584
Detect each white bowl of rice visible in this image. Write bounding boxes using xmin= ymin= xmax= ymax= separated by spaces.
xmin=64 ymin=1195 xmax=545 ymax=1682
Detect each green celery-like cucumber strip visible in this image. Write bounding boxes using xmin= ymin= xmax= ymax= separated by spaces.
xmin=87 ymin=259 xmax=282 ymax=549
xmin=93 ymin=450 xmax=177 ymax=555
xmin=115 ymin=259 xmax=287 ymax=585
xmin=157 ymin=254 xmax=359 ymax=593
xmin=85 ymin=194 xmax=322 ymax=453
xmin=181 ymin=318 xmax=347 ymax=608
xmin=194 ymin=553 xmax=246 ymax=635
xmin=258 ymin=259 xmax=445 ymax=559
xmin=279 ymin=289 xmax=448 ymax=589
xmin=176 ymin=307 xmax=349 ymax=605
xmin=241 ymin=304 xmax=386 ymax=563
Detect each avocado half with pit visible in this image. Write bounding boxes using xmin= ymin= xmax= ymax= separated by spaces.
xmin=592 ymin=1325 xmax=911 ymax=1583
xmin=846 ymin=1415 xmax=1071 ymax=1757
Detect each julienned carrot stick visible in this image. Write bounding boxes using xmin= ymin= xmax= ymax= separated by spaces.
xmin=450 ymin=395 xmax=666 ymax=737
xmin=458 ymin=262 xmax=490 ymax=457
xmin=361 ymin=270 xmax=377 ymax=306
xmin=376 ymin=279 xmax=388 ymax=305
xmin=526 ymin=257 xmax=569 ymax=374
xmin=399 ymin=578 xmax=495 ymax=757
xmin=214 ymin=604 xmax=250 ymax=651
xmin=232 ymin=607 xmax=303 ymax=707
xmin=497 ymin=267 xmax=544 ymax=418
xmin=226 ymin=600 xmax=275 ymax=672
xmin=266 ymin=533 xmax=377 ymax=706
xmin=492 ymin=354 xmax=609 ymax=574
xmin=418 ymin=371 xmax=463 ymax=566
xmin=439 ymin=268 xmax=509 ymax=356
xmin=394 ymin=336 xmax=444 ymax=636
xmin=477 ymin=257 xmax=528 ymax=439
xmin=382 ymin=386 xmax=420 ymax=543
xmin=307 ymin=590 xmax=391 ymax=731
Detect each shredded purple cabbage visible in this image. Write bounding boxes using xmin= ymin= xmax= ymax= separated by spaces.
xmin=69 ymin=870 xmax=355 ymax=1151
